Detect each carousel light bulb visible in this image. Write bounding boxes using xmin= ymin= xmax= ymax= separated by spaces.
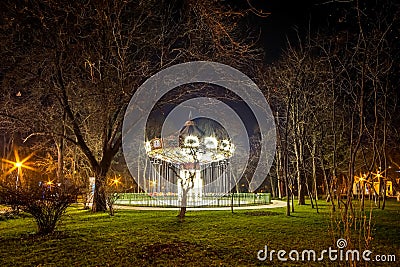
xmin=145 ymin=141 xmax=151 ymax=152
xmin=204 ymin=136 xmax=218 ymax=149
xmin=220 ymin=140 xmax=230 ymax=151
xmin=184 ymin=135 xmax=200 ymax=148
xmin=219 ymin=140 xmax=228 ymax=151
xmin=195 ymin=151 xmax=203 ymax=160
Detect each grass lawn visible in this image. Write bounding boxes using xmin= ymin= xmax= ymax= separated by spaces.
xmin=0 ymin=200 xmax=399 ymax=266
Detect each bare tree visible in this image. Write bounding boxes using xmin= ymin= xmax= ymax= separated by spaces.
xmin=1 ymin=0 xmax=261 ymax=212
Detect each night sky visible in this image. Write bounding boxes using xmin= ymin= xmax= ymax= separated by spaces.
xmin=1 ymin=0 xmax=399 ymax=145
xmin=251 ymin=0 xmax=350 ymax=61
xmin=256 ymin=0 xmax=400 ymax=112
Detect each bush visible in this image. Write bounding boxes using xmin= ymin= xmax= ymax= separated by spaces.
xmin=106 ymin=192 xmax=120 ymax=216
xmin=0 ymin=182 xmax=79 ymax=235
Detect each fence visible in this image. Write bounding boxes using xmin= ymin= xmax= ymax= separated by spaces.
xmin=114 ymin=192 xmax=271 ymax=207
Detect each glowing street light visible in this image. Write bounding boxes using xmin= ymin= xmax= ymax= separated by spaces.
xmin=109 ymin=177 xmax=122 ymax=188
xmin=1 ymin=149 xmax=35 ymax=187
xmin=354 ymin=172 xmax=368 ymax=183
xmin=15 ymin=162 xmax=22 ymax=168
xmin=371 ymin=169 xmax=387 ymax=181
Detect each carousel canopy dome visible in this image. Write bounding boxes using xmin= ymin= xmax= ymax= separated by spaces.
xmin=146 ymin=117 xmax=234 ymax=165
xmin=180 ymin=120 xmax=205 ymax=137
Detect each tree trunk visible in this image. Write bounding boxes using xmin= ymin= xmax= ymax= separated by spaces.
xmin=311 ymin=133 xmax=318 ymax=201
xmin=56 ymin=111 xmax=66 ymax=184
xmin=92 ymin=152 xmax=115 ymax=212
xmin=331 ymin=78 xmax=337 ymax=212
xmin=284 ymin=96 xmax=292 ymax=216
xmin=275 ymin=111 xmax=283 ymax=199
xmin=178 ymin=189 xmax=188 ymax=220
xmin=269 ymin=173 xmax=276 ymax=198
xmin=294 ymin=137 xmax=305 ymax=205
xmin=56 ymin=140 xmax=64 ymax=183
xmin=92 ymin=171 xmax=107 ymax=212
xmin=291 ymin=182 xmax=295 ymax=213
xmin=382 ymin=93 xmax=388 ymax=210
xmin=320 ymin=155 xmax=335 ymax=211
xmin=283 ymin=151 xmax=290 ymax=216
xmin=293 ymin=102 xmax=305 ymax=205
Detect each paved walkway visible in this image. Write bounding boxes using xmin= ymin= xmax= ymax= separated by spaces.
xmin=115 ymin=200 xmax=286 ymax=211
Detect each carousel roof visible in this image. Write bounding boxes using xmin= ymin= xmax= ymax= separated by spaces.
xmin=180 ymin=120 xmax=205 ymax=137
xmin=146 ymin=119 xmax=234 ymax=165
xmin=147 ymin=147 xmax=231 ymax=165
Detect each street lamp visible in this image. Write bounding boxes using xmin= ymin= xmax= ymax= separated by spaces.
xmin=1 ymin=149 xmax=35 ymax=188
xmin=15 ymin=162 xmax=22 ymax=168
xmin=110 ymin=177 xmax=121 ymax=188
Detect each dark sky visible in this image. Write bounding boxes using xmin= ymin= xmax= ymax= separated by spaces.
xmin=255 ymin=0 xmax=400 ymax=126
xmin=251 ymin=0 xmax=350 ymax=62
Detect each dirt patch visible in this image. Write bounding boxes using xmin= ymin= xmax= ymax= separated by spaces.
xmin=136 ymin=241 xmax=213 ymax=264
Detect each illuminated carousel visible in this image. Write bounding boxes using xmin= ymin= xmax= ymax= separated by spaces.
xmin=144 ymin=119 xmax=235 ymax=206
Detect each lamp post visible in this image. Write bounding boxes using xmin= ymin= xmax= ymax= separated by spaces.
xmin=15 ymin=161 xmax=22 ymax=188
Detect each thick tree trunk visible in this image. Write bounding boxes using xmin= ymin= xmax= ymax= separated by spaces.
xmin=92 ymin=152 xmax=115 ymax=212
xmin=92 ymin=171 xmax=107 ymax=212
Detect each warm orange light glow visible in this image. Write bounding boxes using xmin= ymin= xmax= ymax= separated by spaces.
xmin=354 ymin=172 xmax=370 ymax=184
xmin=109 ymin=177 xmax=121 ymax=187
xmin=1 ymin=149 xmax=36 ymax=178
xmin=372 ymin=169 xmax=387 ymax=181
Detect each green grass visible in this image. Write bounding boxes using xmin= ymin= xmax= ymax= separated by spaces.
xmin=0 ymin=200 xmax=399 ymax=266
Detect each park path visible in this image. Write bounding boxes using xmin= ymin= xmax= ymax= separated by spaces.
xmin=114 ymin=200 xmax=286 ymax=211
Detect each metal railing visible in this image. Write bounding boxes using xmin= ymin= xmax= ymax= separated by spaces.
xmin=114 ymin=192 xmax=271 ymax=207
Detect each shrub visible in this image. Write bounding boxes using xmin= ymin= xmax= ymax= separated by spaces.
xmin=0 ymin=182 xmax=79 ymax=235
